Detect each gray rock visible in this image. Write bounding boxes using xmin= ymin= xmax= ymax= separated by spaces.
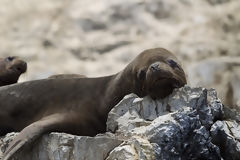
xmin=107 ymin=86 xmax=224 ymax=159
xmin=147 ymin=87 xmax=222 ymax=159
xmin=0 ymin=133 xmax=19 ymax=159
xmin=1 ymin=133 xmax=122 ymax=160
xmin=107 ymin=94 xmax=159 ymax=133
xmin=211 ymin=120 xmax=240 ymax=160
xmin=107 ymin=86 xmax=222 ymax=134
xmin=106 ymin=136 xmax=156 ymax=160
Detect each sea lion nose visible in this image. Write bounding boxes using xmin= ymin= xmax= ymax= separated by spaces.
xmin=15 ymin=62 xmax=27 ymax=73
xmin=23 ymin=62 xmax=27 ymax=68
xmin=21 ymin=62 xmax=27 ymax=72
xmin=150 ymin=63 xmax=160 ymax=71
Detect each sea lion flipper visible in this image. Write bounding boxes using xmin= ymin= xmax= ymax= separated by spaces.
xmin=3 ymin=113 xmax=72 ymax=160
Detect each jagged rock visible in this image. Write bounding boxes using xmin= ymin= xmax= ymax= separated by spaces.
xmin=107 ymin=86 xmax=223 ymax=159
xmin=107 ymin=86 xmax=223 ymax=134
xmin=211 ymin=120 xmax=240 ymax=160
xmin=1 ymin=86 xmax=240 ymax=160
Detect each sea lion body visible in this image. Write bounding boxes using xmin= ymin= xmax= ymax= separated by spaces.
xmin=1 ymin=48 xmax=187 ymax=159
xmin=48 ymin=74 xmax=86 ymax=79
xmin=0 ymin=77 xmax=114 ymax=135
xmin=0 ymin=56 xmax=27 ymax=86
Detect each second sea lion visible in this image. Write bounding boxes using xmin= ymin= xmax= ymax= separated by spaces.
xmin=0 ymin=56 xmax=27 ymax=86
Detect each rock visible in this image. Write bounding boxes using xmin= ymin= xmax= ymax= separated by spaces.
xmin=223 ymin=106 xmax=240 ymax=123
xmin=106 ymin=136 xmax=156 ymax=160
xmin=107 ymin=86 xmax=223 ymax=159
xmin=211 ymin=120 xmax=240 ymax=160
xmin=0 ymin=133 xmax=19 ymax=159
xmin=107 ymin=86 xmax=223 ymax=134
xmin=106 ymin=93 xmax=158 ymax=133
xmin=0 ymin=133 xmax=122 ymax=160
xmin=2 ymin=86 xmax=240 ymax=160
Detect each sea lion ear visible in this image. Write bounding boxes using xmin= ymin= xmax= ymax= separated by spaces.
xmin=137 ymin=69 xmax=146 ymax=81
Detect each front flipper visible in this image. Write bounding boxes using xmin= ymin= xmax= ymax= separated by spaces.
xmin=2 ymin=113 xmax=77 ymax=160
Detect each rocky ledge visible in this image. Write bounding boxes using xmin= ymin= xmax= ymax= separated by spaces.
xmin=1 ymin=86 xmax=240 ymax=160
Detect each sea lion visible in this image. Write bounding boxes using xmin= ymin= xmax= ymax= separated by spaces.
xmin=48 ymin=74 xmax=86 ymax=79
xmin=1 ymin=48 xmax=187 ymax=160
xmin=0 ymin=56 xmax=27 ymax=86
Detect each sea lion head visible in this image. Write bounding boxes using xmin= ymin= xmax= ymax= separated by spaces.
xmin=132 ymin=48 xmax=187 ymax=99
xmin=0 ymin=56 xmax=27 ymax=85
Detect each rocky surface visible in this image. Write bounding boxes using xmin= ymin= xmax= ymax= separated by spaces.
xmin=1 ymin=86 xmax=240 ymax=160
xmin=0 ymin=133 xmax=122 ymax=160
xmin=107 ymin=86 xmax=224 ymax=159
xmin=211 ymin=120 xmax=240 ymax=160
xmin=0 ymin=0 xmax=240 ymax=108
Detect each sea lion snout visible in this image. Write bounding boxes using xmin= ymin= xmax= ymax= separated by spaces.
xmin=150 ymin=62 xmax=160 ymax=71
xmin=149 ymin=62 xmax=173 ymax=77
xmin=11 ymin=61 xmax=27 ymax=74
xmin=7 ymin=57 xmax=27 ymax=74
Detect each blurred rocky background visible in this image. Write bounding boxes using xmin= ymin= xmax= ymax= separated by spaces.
xmin=0 ymin=0 xmax=239 ymax=108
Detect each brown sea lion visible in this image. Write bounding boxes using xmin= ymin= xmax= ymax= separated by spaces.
xmin=48 ymin=74 xmax=86 ymax=79
xmin=1 ymin=48 xmax=187 ymax=160
xmin=0 ymin=56 xmax=27 ymax=86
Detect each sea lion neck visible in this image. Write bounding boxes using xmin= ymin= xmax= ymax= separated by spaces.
xmin=0 ymin=75 xmax=19 ymax=86
xmin=102 ymin=70 xmax=135 ymax=113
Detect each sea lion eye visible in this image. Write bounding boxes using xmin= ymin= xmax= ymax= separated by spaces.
xmin=6 ymin=57 xmax=14 ymax=61
xmin=167 ymin=59 xmax=178 ymax=69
